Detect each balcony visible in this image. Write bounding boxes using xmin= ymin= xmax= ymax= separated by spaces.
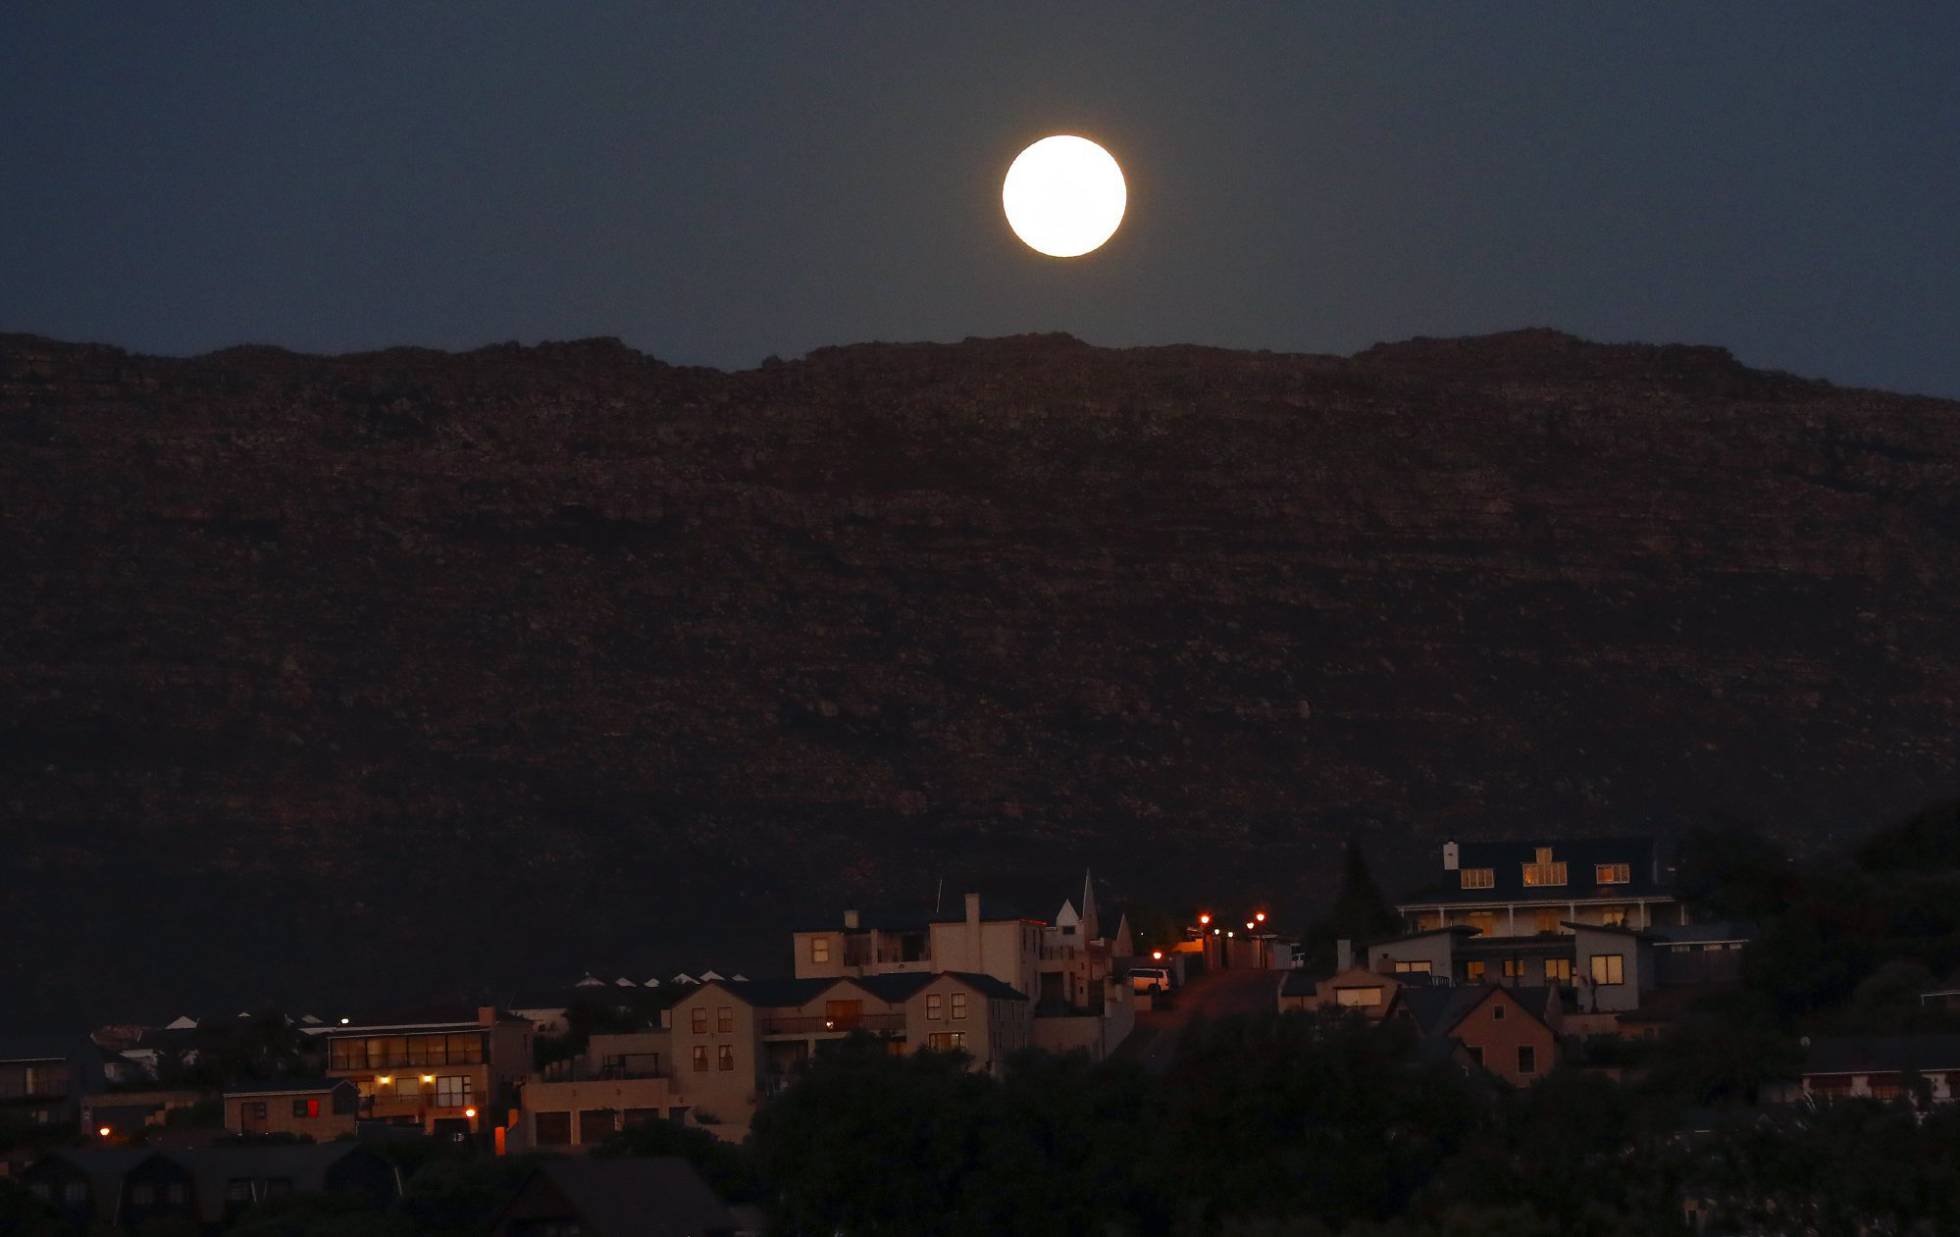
xmin=759 ymin=1013 xmax=906 ymax=1036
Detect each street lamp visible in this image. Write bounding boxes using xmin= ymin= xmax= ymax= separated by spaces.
xmin=1198 ymin=913 xmax=1212 ymax=926
xmin=1255 ymin=912 xmax=1266 ymax=923
xmin=98 ymin=1126 xmax=112 ymax=1138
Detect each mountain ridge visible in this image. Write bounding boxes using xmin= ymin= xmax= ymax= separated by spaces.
xmin=2 ymin=328 xmax=1954 ymax=1025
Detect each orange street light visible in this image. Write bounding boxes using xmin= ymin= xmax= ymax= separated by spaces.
xmin=98 ymin=1126 xmax=112 ymax=1138
xmin=1150 ymin=950 xmax=1164 ymax=961
xmin=1246 ymin=921 xmax=1256 ymax=931
xmin=1198 ymin=913 xmax=1212 ymax=925
xmin=464 ymin=1106 xmax=477 ymax=1119
xmin=1212 ymin=927 xmax=1220 ymax=935
xmin=1227 ymin=930 xmax=1235 ymax=938
xmin=1255 ymin=911 xmax=1267 ymax=923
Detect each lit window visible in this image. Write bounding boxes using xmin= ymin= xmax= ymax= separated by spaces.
xmin=717 ymin=1045 xmax=735 ymax=1072
xmin=1534 ymin=909 xmax=1561 ymax=934
xmin=927 ymin=1032 xmax=965 ymax=1051
xmin=1392 ymin=960 xmax=1431 ymax=975
xmin=950 ymin=993 xmax=968 ymax=1020
xmin=1544 ymin=957 xmax=1572 ymax=983
xmin=692 ymin=1046 xmax=708 ymax=1072
xmin=1596 ymin=863 xmax=1631 ymax=885
xmin=810 ymin=937 xmax=831 ymax=964
xmin=1522 ymin=853 xmax=1568 ymax=887
xmin=1590 ymin=953 xmax=1625 ymax=985
xmin=1467 ymin=911 xmax=1495 ymax=935
xmin=1465 ymin=960 xmax=1485 ymax=982
xmin=1501 ymin=958 xmax=1523 ymax=979
xmin=1459 ymin=868 xmax=1495 ymax=890
xmin=926 ymin=994 xmax=943 ymax=1020
xmin=435 ymin=1077 xmax=472 ymax=1109
xmin=1600 ymin=907 xmax=1628 ymax=926
xmin=1335 ymin=987 xmax=1382 ymax=1007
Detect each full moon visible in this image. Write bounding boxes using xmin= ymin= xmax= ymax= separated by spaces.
xmin=1002 ymin=135 xmax=1127 ymax=258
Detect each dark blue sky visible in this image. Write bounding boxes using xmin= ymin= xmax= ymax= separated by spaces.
xmin=4 ymin=4 xmax=1957 ymax=395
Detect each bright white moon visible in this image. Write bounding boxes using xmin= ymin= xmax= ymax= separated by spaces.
xmin=1002 ymin=135 xmax=1126 ymax=258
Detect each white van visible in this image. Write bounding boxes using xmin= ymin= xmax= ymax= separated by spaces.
xmin=1128 ymin=966 xmax=1172 ymax=994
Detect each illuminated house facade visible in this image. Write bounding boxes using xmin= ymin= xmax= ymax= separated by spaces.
xmin=306 ymin=1006 xmax=532 ymax=1138
xmin=1396 ymin=838 xmax=1685 ymax=938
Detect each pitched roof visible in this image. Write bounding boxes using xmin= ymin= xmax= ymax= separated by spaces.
xmin=175 ymin=1144 xmax=390 ymax=1223
xmin=1649 ymin=920 xmax=1758 ymax=944
xmin=1278 ymin=970 xmax=1324 ymax=998
xmin=1395 ymin=983 xmax=1554 ymax=1037
xmin=939 ymin=972 xmax=1028 ymax=1001
xmin=1802 ymin=1034 xmax=1960 ymax=1077
xmin=1402 ymin=837 xmax=1673 ymax=907
xmin=511 ymin=1157 xmax=736 ymax=1237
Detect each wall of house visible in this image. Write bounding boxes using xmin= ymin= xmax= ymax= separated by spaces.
xmin=669 ymin=986 xmax=762 ymax=1142
xmin=791 ymin=930 xmax=849 ymax=979
xmin=904 ymin=976 xmax=995 ymax=1069
xmin=930 ymin=917 xmax=1041 ymax=996
xmin=514 ymin=1076 xmax=680 ymax=1152
xmin=582 ymin=1031 xmax=672 ymax=1078
xmin=1453 ymin=993 xmax=1558 ymax=1087
xmin=223 ymin=1092 xmax=356 ymax=1140
xmin=1367 ymin=934 xmax=1457 ymax=980
xmin=1310 ymin=968 xmax=1403 ymax=1020
xmin=1571 ymin=929 xmax=1649 ymax=1014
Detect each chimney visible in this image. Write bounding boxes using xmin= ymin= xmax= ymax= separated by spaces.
xmin=1442 ymin=840 xmax=1460 ymax=872
xmin=965 ymin=892 xmax=981 ymax=966
xmin=1336 ymin=939 xmax=1354 ymax=972
xmin=843 ymin=909 xmax=860 ymax=930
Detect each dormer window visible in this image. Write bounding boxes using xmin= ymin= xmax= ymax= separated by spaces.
xmin=1595 ymin=863 xmax=1630 ymax=885
xmin=1522 ymin=848 xmax=1567 ymax=887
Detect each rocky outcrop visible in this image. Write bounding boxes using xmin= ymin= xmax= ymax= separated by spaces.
xmin=1 ymin=329 xmax=1955 ymax=1023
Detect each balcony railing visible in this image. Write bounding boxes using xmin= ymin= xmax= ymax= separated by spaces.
xmin=760 ymin=1013 xmax=906 ymax=1036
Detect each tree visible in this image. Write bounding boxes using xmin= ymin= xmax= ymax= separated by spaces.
xmin=1326 ymin=837 xmax=1404 ymax=947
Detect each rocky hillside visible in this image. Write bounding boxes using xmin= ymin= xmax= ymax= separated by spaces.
xmin=2 ymin=329 xmax=1955 ymax=1024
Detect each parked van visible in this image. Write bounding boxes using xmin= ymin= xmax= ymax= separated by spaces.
xmin=1128 ymin=966 xmax=1172 ymax=994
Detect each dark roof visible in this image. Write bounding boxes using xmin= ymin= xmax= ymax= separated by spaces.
xmin=509 ymin=1157 xmax=736 ymax=1237
xmin=939 ymin=972 xmax=1028 ymax=1001
xmin=175 ymin=1144 xmax=390 ymax=1223
xmin=1279 ymin=971 xmax=1329 ymax=998
xmin=222 ymin=1077 xmax=354 ymax=1097
xmin=717 ymin=970 xmax=1027 ymax=1008
xmin=1395 ymin=983 xmax=1554 ymax=1037
xmin=1802 ymin=1034 xmax=1960 ymax=1077
xmin=1393 ymin=987 xmax=1494 ymax=1036
xmin=1368 ymin=926 xmax=1479 ymax=947
xmin=1401 ymin=837 xmax=1673 ymax=907
xmin=1649 ymin=920 xmax=1758 ymax=944
xmin=1564 ymin=921 xmax=1655 ymax=940
xmin=31 ymin=1149 xmax=173 ymax=1217
xmin=0 ymin=1035 xmax=87 ymax=1063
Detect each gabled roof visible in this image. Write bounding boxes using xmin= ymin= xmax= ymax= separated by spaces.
xmin=1369 ymin=926 xmax=1480 ymax=948
xmin=500 ymin=1157 xmax=736 ymax=1237
xmin=1278 ymin=970 xmax=1326 ymax=998
xmin=1394 ymin=983 xmax=1555 ymax=1038
xmin=175 ymin=1144 xmax=390 ymax=1224
xmin=1650 ymin=920 xmax=1758 ymax=944
xmin=709 ymin=971 xmax=1026 ymax=1010
xmin=1803 ymin=1034 xmax=1960 ymax=1077
xmin=1403 ymin=837 xmax=1673 ymax=907
xmin=938 ymin=972 xmax=1028 ymax=1001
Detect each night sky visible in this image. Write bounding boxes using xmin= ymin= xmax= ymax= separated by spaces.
xmin=3 ymin=4 xmax=1957 ymax=395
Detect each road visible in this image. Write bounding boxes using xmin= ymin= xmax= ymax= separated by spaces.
xmin=1115 ymin=966 xmax=1283 ymax=1073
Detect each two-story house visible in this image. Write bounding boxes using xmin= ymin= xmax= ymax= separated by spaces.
xmin=303 ymin=1006 xmax=531 ymax=1138
xmin=1390 ymin=984 xmax=1562 ymax=1087
xmin=1398 ymin=838 xmax=1684 ymax=939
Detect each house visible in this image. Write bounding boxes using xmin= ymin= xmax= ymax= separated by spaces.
xmin=177 ymin=1143 xmax=399 ymax=1225
xmin=794 ymin=876 xmax=1135 ymax=1061
xmin=301 ymin=1005 xmax=532 ymax=1137
xmin=1651 ymin=921 xmax=1755 ymax=986
xmin=1277 ymin=967 xmax=1409 ymax=1019
xmin=222 ymin=1078 xmax=359 ymax=1139
xmin=491 ymin=1157 xmax=739 ymax=1237
xmin=0 ymin=1035 xmax=103 ymax=1133
xmin=1797 ymin=1034 xmax=1960 ymax=1103
xmin=79 ymin=1089 xmax=208 ymax=1139
xmin=1396 ymin=837 xmax=1685 ymax=938
xmin=21 ymin=1149 xmax=199 ymax=1233
xmin=518 ymin=1031 xmax=680 ymax=1152
xmin=539 ymin=971 xmax=1029 ymax=1144
xmin=1391 ymin=984 xmax=1562 ymax=1087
